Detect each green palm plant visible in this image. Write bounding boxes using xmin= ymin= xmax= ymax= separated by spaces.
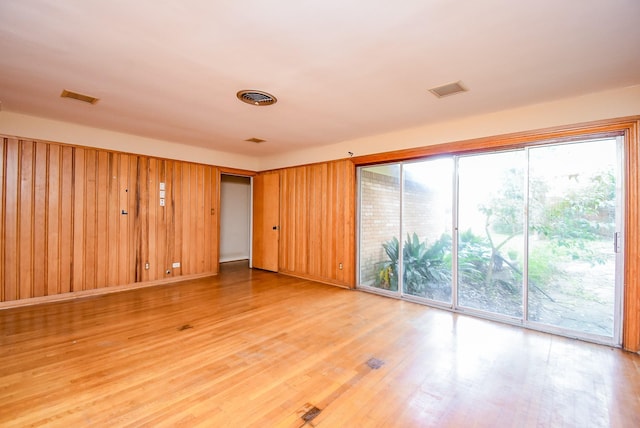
xmin=376 ymin=233 xmax=451 ymax=296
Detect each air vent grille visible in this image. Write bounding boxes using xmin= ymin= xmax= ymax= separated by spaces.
xmin=60 ymin=89 xmax=99 ymax=104
xmin=245 ymin=137 xmax=266 ymax=144
xmin=429 ymin=81 xmax=468 ymax=98
xmin=236 ymin=90 xmax=277 ymax=106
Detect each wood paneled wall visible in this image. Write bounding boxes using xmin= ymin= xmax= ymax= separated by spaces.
xmin=0 ymin=137 xmax=218 ymax=302
xmin=278 ymin=160 xmax=355 ymax=287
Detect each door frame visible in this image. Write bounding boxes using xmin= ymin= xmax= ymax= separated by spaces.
xmin=219 ymin=173 xmax=252 ymax=264
xmin=216 ymin=167 xmax=256 ymax=270
xmin=356 ymin=130 xmax=630 ymax=347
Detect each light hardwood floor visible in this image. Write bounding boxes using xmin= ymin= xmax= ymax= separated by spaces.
xmin=1 ymin=262 xmax=639 ymax=427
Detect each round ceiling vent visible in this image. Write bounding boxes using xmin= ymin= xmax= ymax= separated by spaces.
xmin=236 ymin=90 xmax=277 ymax=106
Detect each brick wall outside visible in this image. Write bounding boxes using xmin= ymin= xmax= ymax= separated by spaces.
xmin=359 ymin=169 xmax=401 ymax=285
xmin=359 ymin=169 xmax=451 ymax=286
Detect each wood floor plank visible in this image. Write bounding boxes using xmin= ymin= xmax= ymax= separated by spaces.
xmin=1 ymin=262 xmax=639 ymax=427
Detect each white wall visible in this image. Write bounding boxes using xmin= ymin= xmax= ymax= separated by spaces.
xmin=219 ymin=175 xmax=251 ymax=262
xmin=0 ymin=111 xmax=260 ymax=170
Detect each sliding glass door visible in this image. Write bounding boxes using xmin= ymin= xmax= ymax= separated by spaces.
xmin=402 ymin=158 xmax=453 ymax=303
xmin=527 ymin=139 xmax=622 ymax=338
xmin=357 ymin=136 xmax=624 ymax=344
xmin=358 ymin=164 xmax=401 ymax=292
xmin=457 ymin=151 xmax=525 ymax=318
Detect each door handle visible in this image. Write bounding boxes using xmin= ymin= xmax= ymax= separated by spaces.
xmin=614 ymin=232 xmax=621 ymax=253
xmin=272 ymin=226 xmax=279 ymax=230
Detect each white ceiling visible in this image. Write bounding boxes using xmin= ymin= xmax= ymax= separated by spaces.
xmin=1 ymin=1 xmax=639 ymax=156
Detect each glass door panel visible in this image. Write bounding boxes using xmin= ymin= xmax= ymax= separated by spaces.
xmin=359 ymin=164 xmax=401 ymax=292
xmin=457 ymin=151 xmax=525 ymax=317
xmin=527 ymin=139 xmax=620 ymax=338
xmin=402 ymin=158 xmax=454 ymax=303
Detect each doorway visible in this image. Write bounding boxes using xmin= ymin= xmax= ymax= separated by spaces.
xmin=219 ymin=175 xmax=251 ymax=263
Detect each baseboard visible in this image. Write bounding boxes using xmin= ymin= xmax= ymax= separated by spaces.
xmin=0 ymin=272 xmax=217 ymax=310
xmin=277 ymin=271 xmax=354 ymax=290
xmin=219 ymin=257 xmax=250 ymax=263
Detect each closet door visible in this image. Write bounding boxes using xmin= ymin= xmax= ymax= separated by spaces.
xmin=252 ymin=173 xmax=280 ymax=272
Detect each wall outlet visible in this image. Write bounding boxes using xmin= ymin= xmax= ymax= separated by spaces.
xmin=339 ymin=263 xmax=343 ymax=270
xmin=144 ymin=262 xmax=150 ymax=270
xmin=172 ymin=262 xmax=181 ymax=268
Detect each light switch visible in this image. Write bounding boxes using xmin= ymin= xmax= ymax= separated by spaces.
xmin=159 ymin=190 xmax=166 ymax=198
xmin=159 ymin=182 xmax=166 ymax=190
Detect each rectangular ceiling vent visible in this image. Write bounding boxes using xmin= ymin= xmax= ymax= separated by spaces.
xmin=429 ymin=81 xmax=468 ymax=98
xmin=245 ymin=137 xmax=266 ymax=144
xmin=60 ymin=89 xmax=99 ymax=104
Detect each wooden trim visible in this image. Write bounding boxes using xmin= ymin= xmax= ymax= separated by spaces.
xmin=0 ymin=272 xmax=217 ymax=310
xmin=623 ymin=120 xmax=640 ymax=352
xmin=351 ymin=116 xmax=640 ymax=166
xmin=218 ymin=166 xmax=256 ymax=176
xmin=259 ymin=157 xmax=355 ymax=174
xmin=0 ymin=139 xmax=5 ymax=303
xmin=277 ymin=271 xmax=353 ymax=290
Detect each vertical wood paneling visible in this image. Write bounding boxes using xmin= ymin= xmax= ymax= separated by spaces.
xmin=59 ymin=146 xmax=73 ymax=294
xmin=107 ymin=152 xmax=119 ymax=287
xmin=189 ymin=164 xmax=198 ymax=274
xmin=327 ymin=162 xmax=338 ymax=279
xmin=308 ymin=164 xmax=321 ymax=277
xmin=203 ymin=166 xmax=212 ymax=273
xmin=283 ymin=167 xmax=298 ymax=273
xmin=173 ymin=161 xmax=183 ymax=279
xmin=96 ymin=151 xmax=109 ymax=288
xmin=0 ymin=139 xmax=4 ymax=302
xmin=72 ymin=147 xmax=85 ymax=292
xmin=135 ymin=156 xmax=148 ymax=283
xmin=294 ymin=167 xmax=307 ymax=274
xmin=194 ymin=165 xmax=203 ymax=273
xmin=19 ymin=140 xmax=34 ymax=299
xmin=158 ymin=160 xmax=167 ymax=278
xmin=279 ymin=169 xmax=291 ymax=272
xmin=116 ymin=154 xmax=129 ymax=286
xmin=47 ymin=144 xmax=61 ymax=296
xmin=33 ymin=142 xmax=48 ymax=297
xmin=144 ymin=157 xmax=157 ymax=282
xmin=166 ymin=161 xmax=177 ymax=275
xmin=128 ymin=155 xmax=137 ymax=282
xmin=320 ymin=163 xmax=330 ymax=279
xmin=277 ymin=160 xmax=355 ymax=288
xmin=83 ymin=149 xmax=97 ymax=291
xmin=155 ymin=159 xmax=167 ymax=279
xmin=4 ymin=139 xmax=19 ymax=301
